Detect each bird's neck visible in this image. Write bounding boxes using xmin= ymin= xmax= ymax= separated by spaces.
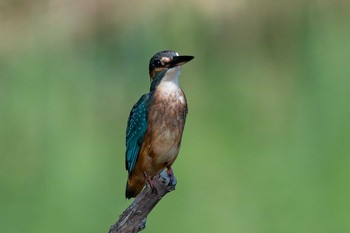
xmin=150 ymin=67 xmax=181 ymax=92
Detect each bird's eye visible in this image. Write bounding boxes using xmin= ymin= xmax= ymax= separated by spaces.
xmin=154 ymin=60 xmax=162 ymax=67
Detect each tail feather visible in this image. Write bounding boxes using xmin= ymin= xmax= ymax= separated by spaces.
xmin=125 ymin=176 xmax=145 ymax=199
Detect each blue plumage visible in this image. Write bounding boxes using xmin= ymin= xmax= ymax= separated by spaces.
xmin=125 ymin=94 xmax=150 ymax=175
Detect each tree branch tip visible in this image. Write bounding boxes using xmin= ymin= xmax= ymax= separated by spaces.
xmin=109 ymin=171 xmax=177 ymax=233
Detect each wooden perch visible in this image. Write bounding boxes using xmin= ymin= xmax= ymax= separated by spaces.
xmin=108 ymin=170 xmax=177 ymax=233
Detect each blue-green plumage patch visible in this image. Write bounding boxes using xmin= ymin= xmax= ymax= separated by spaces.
xmin=125 ymin=94 xmax=150 ymax=174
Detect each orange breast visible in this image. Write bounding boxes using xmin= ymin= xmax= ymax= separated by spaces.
xmin=144 ymin=88 xmax=187 ymax=175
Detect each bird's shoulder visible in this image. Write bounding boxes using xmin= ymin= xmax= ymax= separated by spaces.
xmin=126 ymin=93 xmax=150 ymax=137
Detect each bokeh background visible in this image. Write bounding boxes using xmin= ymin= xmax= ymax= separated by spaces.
xmin=1 ymin=0 xmax=350 ymax=232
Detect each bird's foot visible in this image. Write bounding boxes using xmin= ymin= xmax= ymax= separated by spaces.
xmin=166 ymin=165 xmax=174 ymax=177
xmin=144 ymin=172 xmax=158 ymax=194
xmin=166 ymin=165 xmax=175 ymax=186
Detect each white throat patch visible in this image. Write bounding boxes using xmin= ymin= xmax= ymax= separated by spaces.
xmin=161 ymin=66 xmax=181 ymax=87
xmin=156 ymin=66 xmax=185 ymax=103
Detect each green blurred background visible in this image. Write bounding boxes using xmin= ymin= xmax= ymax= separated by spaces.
xmin=1 ymin=0 xmax=350 ymax=232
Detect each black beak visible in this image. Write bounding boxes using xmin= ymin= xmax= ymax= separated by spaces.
xmin=169 ymin=55 xmax=194 ymax=68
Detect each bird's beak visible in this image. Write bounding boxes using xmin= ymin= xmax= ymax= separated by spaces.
xmin=169 ymin=55 xmax=194 ymax=68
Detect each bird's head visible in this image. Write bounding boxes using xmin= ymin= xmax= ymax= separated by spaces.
xmin=148 ymin=50 xmax=194 ymax=83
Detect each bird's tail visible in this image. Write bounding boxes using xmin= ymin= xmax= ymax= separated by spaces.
xmin=125 ymin=175 xmax=145 ymax=199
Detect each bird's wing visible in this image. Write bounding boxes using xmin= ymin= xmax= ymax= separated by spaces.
xmin=125 ymin=94 xmax=149 ymax=175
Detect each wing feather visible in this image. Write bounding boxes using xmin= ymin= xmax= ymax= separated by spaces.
xmin=125 ymin=94 xmax=149 ymax=175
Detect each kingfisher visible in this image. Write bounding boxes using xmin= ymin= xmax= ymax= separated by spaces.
xmin=124 ymin=50 xmax=194 ymax=198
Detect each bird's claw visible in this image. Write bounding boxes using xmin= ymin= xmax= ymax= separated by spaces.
xmin=166 ymin=166 xmax=176 ymax=186
xmin=144 ymin=172 xmax=158 ymax=194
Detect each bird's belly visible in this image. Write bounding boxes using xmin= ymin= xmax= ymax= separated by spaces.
xmin=149 ymin=123 xmax=181 ymax=163
xmin=149 ymin=113 xmax=186 ymax=170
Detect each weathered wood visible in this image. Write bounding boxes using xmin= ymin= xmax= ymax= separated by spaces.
xmin=108 ymin=170 xmax=177 ymax=233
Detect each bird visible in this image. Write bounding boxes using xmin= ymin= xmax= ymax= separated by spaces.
xmin=124 ymin=50 xmax=194 ymax=198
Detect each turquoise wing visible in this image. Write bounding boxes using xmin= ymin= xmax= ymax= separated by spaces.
xmin=125 ymin=94 xmax=149 ymax=175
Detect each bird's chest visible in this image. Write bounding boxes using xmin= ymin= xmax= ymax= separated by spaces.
xmin=149 ymin=87 xmax=187 ymax=134
xmin=147 ymin=85 xmax=188 ymax=157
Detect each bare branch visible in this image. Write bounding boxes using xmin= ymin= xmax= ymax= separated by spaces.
xmin=108 ymin=170 xmax=177 ymax=233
